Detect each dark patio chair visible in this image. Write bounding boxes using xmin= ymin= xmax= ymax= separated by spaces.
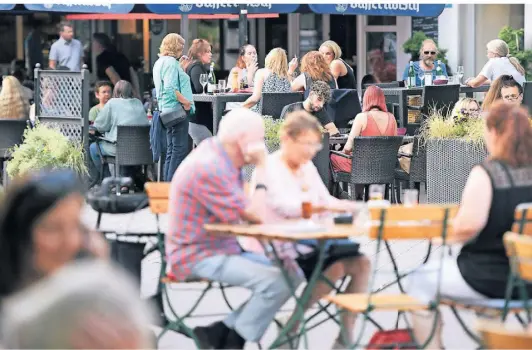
xmin=311 ymin=132 xmax=330 ymax=187
xmin=330 ymin=136 xmax=403 ymax=202
xmin=521 ymin=82 xmax=532 ymax=113
xmin=260 ymin=92 xmax=303 ymax=119
xmin=410 ymin=84 xmax=460 ymax=121
xmin=0 ymin=119 xmax=28 ymax=187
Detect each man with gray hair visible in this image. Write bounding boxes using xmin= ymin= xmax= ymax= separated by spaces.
xmin=167 ymin=108 xmax=303 ymax=349
xmin=281 ymin=80 xmax=340 ymax=135
xmin=1 ymin=261 xmax=156 ymax=349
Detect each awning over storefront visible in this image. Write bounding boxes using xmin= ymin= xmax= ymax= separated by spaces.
xmin=145 ymin=4 xmax=300 ymax=14
xmin=24 ymin=4 xmax=134 ymax=13
xmin=308 ymin=4 xmax=446 ymax=17
xmin=0 ymin=4 xmax=15 ymax=10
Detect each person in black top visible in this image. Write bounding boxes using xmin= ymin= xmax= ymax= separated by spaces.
xmin=319 ymin=40 xmax=356 ymax=90
xmin=92 ymin=33 xmax=140 ymax=99
xmin=405 ymin=101 xmax=532 ymax=349
xmin=281 ymin=80 xmax=339 ymax=135
xmin=185 ymin=39 xmax=214 ymax=145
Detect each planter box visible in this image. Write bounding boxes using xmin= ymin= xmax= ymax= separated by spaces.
xmin=426 ymin=139 xmax=488 ymax=204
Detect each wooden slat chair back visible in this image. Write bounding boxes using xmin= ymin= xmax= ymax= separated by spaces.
xmin=326 ymin=204 xmax=457 ymax=349
xmin=368 ymin=204 xmax=458 ymax=240
xmin=504 ymin=232 xmax=532 ymax=283
xmin=478 ymin=321 xmax=532 ymax=349
xmin=512 ymin=203 xmax=532 ymax=236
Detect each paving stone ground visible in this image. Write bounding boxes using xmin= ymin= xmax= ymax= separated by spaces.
xmin=82 ymin=197 xmax=520 ymax=349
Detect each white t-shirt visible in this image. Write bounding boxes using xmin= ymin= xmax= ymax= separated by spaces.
xmin=479 ymin=57 xmax=525 ymax=86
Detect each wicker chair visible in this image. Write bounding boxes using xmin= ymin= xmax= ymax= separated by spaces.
xmin=0 ymin=119 xmax=29 ymax=187
xmin=331 ymin=136 xmax=404 ymax=201
xmin=260 ymin=92 xmax=303 ymax=119
xmin=394 ymin=136 xmax=426 ymax=203
xmin=327 ymin=89 xmax=361 ymax=129
xmin=98 ymin=125 xmax=154 ymax=187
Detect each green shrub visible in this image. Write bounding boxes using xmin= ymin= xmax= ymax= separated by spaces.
xmin=7 ymin=123 xmax=87 ymax=178
xmin=498 ymin=26 xmax=532 ymax=80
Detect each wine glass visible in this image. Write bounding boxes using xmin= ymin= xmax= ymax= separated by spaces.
xmin=457 ymin=66 xmax=464 ymax=84
xmin=199 ymin=74 xmax=208 ymax=94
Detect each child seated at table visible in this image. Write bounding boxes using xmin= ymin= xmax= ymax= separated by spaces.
xmin=89 ymin=81 xmax=112 ymax=124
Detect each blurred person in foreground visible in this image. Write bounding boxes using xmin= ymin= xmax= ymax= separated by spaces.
xmin=167 ymin=108 xmax=303 ymax=349
xmin=0 ymin=169 xmax=108 ymax=300
xmin=482 ymin=74 xmax=523 ymax=111
xmin=1 ymin=260 xmax=155 ymax=349
xmin=405 ymin=101 xmax=532 ymax=349
xmin=246 ymin=110 xmax=370 ymax=348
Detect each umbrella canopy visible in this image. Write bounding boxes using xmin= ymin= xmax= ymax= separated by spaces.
xmin=0 ymin=4 xmax=15 ymax=10
xmin=24 ymin=4 xmax=134 ymax=13
xmin=309 ymin=4 xmax=445 ymax=17
xmin=145 ymin=4 xmax=300 ymax=14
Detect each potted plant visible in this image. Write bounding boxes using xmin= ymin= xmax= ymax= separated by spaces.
xmin=420 ymin=108 xmax=487 ymax=204
xmin=242 ymin=116 xmax=282 ymax=181
xmin=6 ymin=123 xmax=87 ymax=181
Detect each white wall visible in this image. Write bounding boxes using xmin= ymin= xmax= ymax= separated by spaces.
xmin=438 ymin=6 xmax=459 ymax=75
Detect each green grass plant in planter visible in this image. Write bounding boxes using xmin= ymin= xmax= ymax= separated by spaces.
xmin=263 ymin=115 xmax=283 ymax=153
xmin=6 ymin=123 xmax=87 ymax=179
xmin=420 ymin=108 xmax=487 ymax=204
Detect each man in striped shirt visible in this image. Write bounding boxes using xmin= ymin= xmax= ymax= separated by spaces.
xmin=167 ymin=108 xmax=303 ymax=349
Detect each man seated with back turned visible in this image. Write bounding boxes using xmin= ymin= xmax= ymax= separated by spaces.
xmin=167 ymin=108 xmax=303 ymax=349
xmin=281 ymin=80 xmax=340 ymax=135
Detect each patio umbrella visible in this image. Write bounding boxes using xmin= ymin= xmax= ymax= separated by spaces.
xmin=0 ymin=4 xmax=15 ymax=10
xmin=24 ymin=4 xmax=134 ymax=13
xmin=308 ymin=4 xmax=445 ymax=16
xmin=146 ymin=4 xmax=301 ymax=46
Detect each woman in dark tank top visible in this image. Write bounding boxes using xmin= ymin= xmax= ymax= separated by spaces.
xmin=319 ymin=40 xmax=356 ymax=89
xmin=404 ymin=101 xmax=532 ymax=349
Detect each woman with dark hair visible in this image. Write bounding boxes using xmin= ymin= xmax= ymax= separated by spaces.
xmin=92 ymin=33 xmax=140 ymax=98
xmin=90 ymin=80 xmax=149 ymax=183
xmin=482 ymin=74 xmax=523 ymax=111
xmin=185 ymin=39 xmax=214 ymax=145
xmin=291 ymin=51 xmax=337 ymax=97
xmin=405 ymin=101 xmax=532 ymax=348
xmin=330 ymin=85 xmax=397 ymax=173
xmin=229 ymin=44 xmax=258 ymax=89
xmin=0 ymin=169 xmax=107 ymax=299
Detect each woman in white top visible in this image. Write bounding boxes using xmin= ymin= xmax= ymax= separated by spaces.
xmin=229 ymin=44 xmax=259 ymax=89
xmin=247 ymin=110 xmax=370 ymax=348
xmin=466 ymin=39 xmax=526 ymax=87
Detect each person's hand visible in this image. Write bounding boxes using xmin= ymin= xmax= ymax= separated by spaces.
xmin=245 ymin=56 xmax=258 ymax=75
xmin=465 ymin=77 xmax=473 ymax=86
xmin=343 ymin=143 xmax=352 ymax=155
xmin=182 ymin=100 xmax=191 ymax=111
xmin=288 ymin=56 xmax=298 ymax=75
xmin=179 ymin=56 xmax=192 ymax=71
xmin=244 ymin=142 xmax=267 ymax=167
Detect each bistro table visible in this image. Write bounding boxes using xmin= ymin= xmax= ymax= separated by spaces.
xmin=193 ymin=93 xmax=252 ymax=135
xmin=382 ymin=85 xmax=491 ymax=131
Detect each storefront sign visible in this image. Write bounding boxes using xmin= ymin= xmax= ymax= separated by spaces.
xmin=146 ymin=4 xmax=300 ymax=14
xmin=24 ymin=4 xmax=134 ymax=13
xmin=309 ymin=4 xmax=445 ymax=17
xmin=0 ymin=4 xmax=15 ymax=10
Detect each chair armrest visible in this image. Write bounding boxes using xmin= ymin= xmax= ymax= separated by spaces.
xmin=330 ymin=150 xmax=352 ymax=159
xmin=97 ymin=136 xmax=117 ymax=145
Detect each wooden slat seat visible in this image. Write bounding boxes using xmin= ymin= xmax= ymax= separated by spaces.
xmin=441 ymin=298 xmax=526 ymax=317
xmin=325 ymin=293 xmax=428 ymax=312
xmin=512 ymin=203 xmax=532 ymax=236
xmin=145 ymin=182 xmax=171 ymax=214
xmin=478 ymin=320 xmax=532 ymax=349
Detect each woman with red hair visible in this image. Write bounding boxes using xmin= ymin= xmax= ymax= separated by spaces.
xmin=405 ymin=101 xmax=532 ymax=349
xmin=291 ymin=51 xmax=337 ymax=97
xmin=330 ymin=85 xmax=397 ymax=173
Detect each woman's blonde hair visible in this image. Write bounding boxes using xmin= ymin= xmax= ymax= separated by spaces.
xmin=0 ymin=76 xmax=29 ymax=119
xmin=301 ymin=51 xmax=334 ymax=83
xmin=265 ymin=48 xmax=288 ymax=78
xmin=451 ymin=98 xmax=480 ymax=118
xmin=280 ymin=110 xmax=323 ymax=139
xmin=159 ymin=33 xmax=185 ymax=59
xmin=486 ymin=39 xmax=525 ymax=75
xmin=320 ymin=40 xmax=342 ymax=60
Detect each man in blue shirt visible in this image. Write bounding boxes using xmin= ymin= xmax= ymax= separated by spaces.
xmin=402 ymin=39 xmax=448 ymax=86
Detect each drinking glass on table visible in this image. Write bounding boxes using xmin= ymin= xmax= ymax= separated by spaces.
xmin=403 ymin=189 xmax=419 ymax=207
xmin=457 ymin=66 xmax=464 ymax=84
xmin=369 ymin=184 xmax=386 ymax=201
xmin=199 ymin=74 xmax=208 ymax=94
xmin=219 ymin=80 xmax=226 ymax=93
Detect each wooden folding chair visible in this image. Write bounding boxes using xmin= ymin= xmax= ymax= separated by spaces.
xmin=326 ymin=204 xmax=457 ymax=349
xmin=478 ymin=320 xmax=532 ymax=349
xmin=441 ymin=203 xmax=532 ymax=345
xmin=144 ymin=182 xmax=239 ymax=348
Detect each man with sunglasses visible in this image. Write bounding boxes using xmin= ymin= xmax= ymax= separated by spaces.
xmin=402 ymin=39 xmax=448 ymax=87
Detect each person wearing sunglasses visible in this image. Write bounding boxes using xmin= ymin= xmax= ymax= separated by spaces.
xmin=0 ymin=169 xmax=108 ymax=300
xmin=482 ymin=75 xmax=523 ymax=111
xmin=402 ymin=38 xmax=448 ymax=87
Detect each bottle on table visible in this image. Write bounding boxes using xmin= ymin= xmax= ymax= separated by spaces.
xmin=436 ymin=60 xmax=444 ymax=80
xmin=407 ymin=61 xmax=416 ymax=88
xmin=231 ymin=71 xmax=239 ymax=92
xmin=207 ymin=62 xmax=216 ymax=93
